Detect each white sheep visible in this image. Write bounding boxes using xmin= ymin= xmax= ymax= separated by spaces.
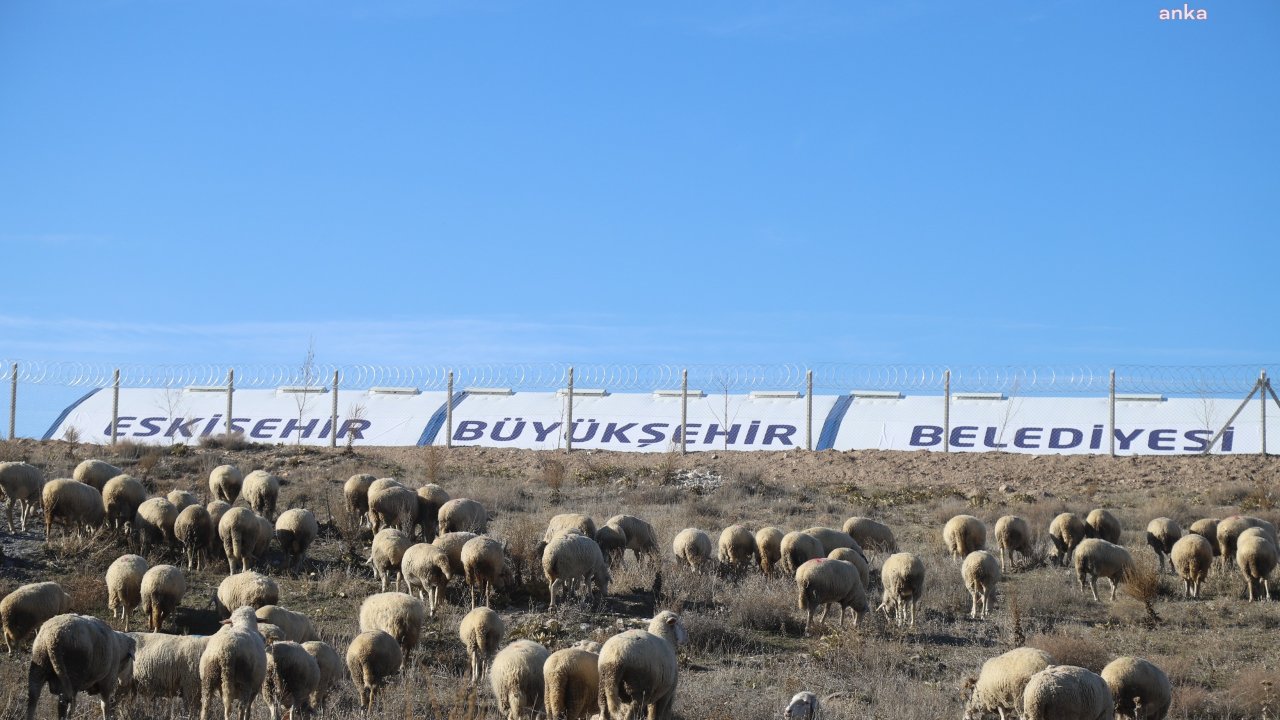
xmin=603 ymin=514 xmax=660 ymax=564
xmin=544 ymin=512 xmax=596 ymax=542
xmin=141 ymin=564 xmax=187 ymax=633
xmin=368 ymin=528 xmax=413 ymax=592
xmin=672 ymin=528 xmax=714 ymax=571
xmin=346 ymin=630 xmax=402 ymax=711
xmin=3 ymin=581 xmax=73 ymax=653
xmin=1144 ymin=518 xmax=1181 ymax=574
xmin=401 ymin=542 xmax=453 ymax=616
xmin=254 ymin=606 xmax=319 ymax=643
xmin=1187 ymin=518 xmax=1220 ymax=559
xmin=214 ymin=572 xmax=280 ymax=619
xmin=1022 ymin=665 xmax=1114 ymax=720
xmin=25 ymin=613 xmax=136 ymax=720
xmin=594 ymin=525 xmax=628 ymax=566
xmin=944 ymin=515 xmax=987 ymax=560
xmin=784 ymin=691 xmax=821 ymax=720
xmin=199 ymin=606 xmax=268 ymax=720
xmin=795 ymin=558 xmax=868 ymax=634
xmin=755 ymin=526 xmax=785 ymax=574
xmin=166 ymin=489 xmax=199 ymax=512
xmin=1049 ymin=513 xmax=1089 ymax=567
xmin=251 ymin=514 xmax=273 ymax=569
xmin=780 ymin=531 xmax=826 ymax=577
xmin=1171 ymin=534 xmax=1212 ymax=598
xmin=367 ymin=484 xmax=418 ymax=534
xmin=265 ymin=640 xmax=319 ymax=720
xmin=827 ymin=548 xmax=870 ymax=590
xmin=461 ymin=535 xmax=514 ymax=608
xmin=802 ymin=527 xmax=864 ymax=556
xmin=842 ymin=516 xmax=898 ymax=553
xmin=878 ymin=552 xmax=926 ymax=626
xmin=597 ymin=611 xmax=688 ymax=720
xmin=995 ymin=515 xmax=1033 ymax=571
xmin=301 ymin=640 xmax=342 ymax=711
xmin=126 ymin=631 xmax=210 ymax=711
xmin=219 ymin=507 xmax=262 ymax=574
xmin=135 ymin=497 xmax=179 ymax=550
xmin=438 ymin=497 xmax=489 ymax=534
xmin=344 ymin=473 xmax=376 ymax=525
xmin=270 ymin=508 xmax=316 ymax=571
xmin=358 ymin=592 xmax=426 ymax=666
xmin=434 ymin=530 xmax=480 ymax=578
xmin=1101 ymin=656 xmax=1171 ymax=720
xmin=209 ymin=465 xmax=244 ymax=504
xmin=0 ymin=461 xmax=44 ymax=532
xmin=543 ymin=532 xmax=611 ymax=608
xmin=175 ymin=504 xmax=214 ymax=571
xmin=962 ymin=647 xmax=1055 ymax=720
xmin=106 ymin=555 xmax=148 ymax=631
xmin=1236 ymin=531 xmax=1276 ymax=602
xmin=1218 ymin=515 xmax=1277 ymax=568
xmin=717 ymin=524 xmax=757 ymax=571
xmin=206 ymin=501 xmax=232 ymax=556
xmin=544 ymin=646 xmax=599 ymax=720
xmin=415 ymin=483 xmax=451 ymax=540
xmin=72 ymin=459 xmax=122 ymax=491
xmin=1074 ymin=539 xmax=1135 ymax=603
xmin=241 ymin=470 xmax=280 ymax=520
xmin=42 ymin=478 xmax=104 ymax=539
xmin=101 ymin=475 xmax=147 ymax=534
xmin=459 ymin=606 xmax=505 ymax=683
xmin=1085 ymin=509 xmax=1122 ymax=544
xmin=489 ymin=639 xmax=550 ymax=720
xmin=962 ymin=550 xmax=1001 ymax=620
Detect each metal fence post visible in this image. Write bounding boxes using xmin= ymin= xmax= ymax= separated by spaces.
xmin=8 ymin=363 xmax=17 ymax=441
xmin=806 ymin=369 xmax=813 ymax=451
xmin=446 ymin=371 xmax=454 ymax=449
xmin=330 ymin=370 xmax=339 ymax=449
xmin=1261 ymin=369 xmax=1268 ymax=456
xmin=226 ymin=369 xmax=234 ymax=436
xmin=681 ymin=369 xmax=688 ymax=455
xmin=943 ymin=369 xmax=951 ymax=453
xmin=111 ymin=369 xmax=120 ymax=446
xmin=1109 ymin=369 xmax=1116 ymax=457
xmin=566 ymin=366 xmax=574 ymax=452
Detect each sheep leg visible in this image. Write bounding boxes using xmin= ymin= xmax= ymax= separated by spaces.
xmin=1088 ymin=576 xmax=1101 ymax=603
xmin=1109 ymin=578 xmax=1118 ymax=602
xmin=969 ymin=591 xmax=978 ymax=619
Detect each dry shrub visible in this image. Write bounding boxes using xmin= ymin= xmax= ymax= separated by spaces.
xmin=1223 ymin=667 xmax=1280 ymax=718
xmin=1206 ymin=480 xmax=1256 ymax=508
xmin=1026 ymin=631 xmax=1110 ymax=673
xmin=1173 ymin=684 xmax=1214 ymax=718
xmin=722 ymin=575 xmax=799 ymax=634
xmin=540 ymin=458 xmax=566 ymax=504
xmin=933 ymin=498 xmax=972 ymax=525
xmin=1141 ymin=496 xmax=1191 ymax=526
xmin=60 ymin=570 xmax=108 ymax=616
xmin=1121 ymin=557 xmax=1163 ymax=626
xmin=198 ymin=432 xmax=249 ymax=451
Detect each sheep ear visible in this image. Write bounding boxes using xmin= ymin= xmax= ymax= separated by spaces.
xmin=665 ymin=616 xmax=677 ymax=626
xmin=220 ymin=619 xmax=232 ymax=626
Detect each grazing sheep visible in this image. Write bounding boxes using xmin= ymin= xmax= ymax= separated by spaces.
xmin=358 ymin=592 xmax=425 ymax=665
xmin=369 ymin=528 xmax=413 ymax=592
xmin=962 ymin=647 xmax=1055 ymax=720
xmin=461 ymin=535 xmax=514 ymax=608
xmin=1074 ymin=539 xmax=1135 ymax=603
xmin=780 ymin=531 xmax=826 ymax=577
xmin=72 ymin=459 xmax=122 ymax=491
xmin=784 ymin=691 xmax=820 ymax=720
xmin=274 ymin=508 xmax=318 ymax=571
xmin=106 ymin=555 xmax=148 ymax=631
xmin=251 ymin=515 xmax=273 ymax=568
xmin=415 ymin=484 xmax=450 ymax=541
xmin=597 ymin=611 xmax=688 ymax=720
xmin=401 ymin=543 xmax=453 ymax=616
xmin=1022 ymin=665 xmax=1114 ymax=720
xmin=240 ymin=471 xmax=280 ymax=520
xmin=603 ymin=514 xmax=660 ymax=564
xmin=346 ymin=630 xmax=402 ymax=711
xmin=166 ymin=490 xmax=199 ymax=512
xmin=207 ymin=501 xmax=231 ymax=552
xmin=344 ymin=474 xmax=376 ymax=525
xmin=367 ymin=485 xmax=418 ymax=534
xmin=42 ymin=478 xmax=104 ymax=539
xmin=438 ymin=497 xmax=489 ymax=534
xmin=490 ymin=640 xmax=550 ymax=720
xmin=1143 ymin=518 xmax=1181 ymax=575
xmin=1085 ymin=509 xmax=1123 ymax=544
xmin=0 ymin=461 xmax=44 ymax=532
xmin=1218 ymin=516 xmax=1277 ymax=568
xmin=1171 ymin=534 xmax=1213 ymax=599
xmin=141 ymin=565 xmax=187 ymax=633
xmin=1187 ymin=518 xmax=1220 ymax=558
xmin=944 ymin=515 xmax=987 ymax=560
xmin=802 ymin=527 xmax=864 ymax=557
xmin=1049 ymin=513 xmax=1089 ymax=567
xmin=1101 ymin=657 xmax=1171 ymax=720
xmin=254 ymin=606 xmax=319 ymax=643
xmin=543 ymin=532 xmax=611 ymax=608
xmin=594 ymin=525 xmax=627 ymax=565
xmin=755 ymin=526 xmax=785 ymax=574
xmin=3 ymin=581 xmax=73 ymax=654
xmin=878 ymin=552 xmax=926 ymax=627
xmin=1236 ymin=531 xmax=1277 ymax=602
xmin=434 ymin=531 xmax=479 ymax=578
xmin=717 ymin=524 xmax=757 ymax=571
xmin=963 ymin=550 xmax=1001 ymax=619
xmin=544 ymin=513 xmax=596 ymax=542
xmin=300 ymin=641 xmax=342 ymax=711
xmin=135 ymin=497 xmax=179 ymax=550
xmin=544 ymin=646 xmax=599 ymax=720
xmin=26 ymin=613 xmax=136 ymax=720
xmin=209 ymin=465 xmax=244 ymax=504
xmin=265 ymin=640 xmax=319 ymax=720
xmin=101 ymin=475 xmax=146 ymax=534
xmin=126 ymin=631 xmax=210 ymax=709
xmin=827 ymin=548 xmax=870 ymax=589
xmin=199 ymin=606 xmax=268 ymax=720
xmin=673 ymin=528 xmax=715 ymax=571
xmin=176 ymin=504 xmax=214 ymax=571
xmin=995 ymin=515 xmax=1033 ymax=571
xmin=214 ymin=572 xmax=280 ymax=619
xmin=219 ymin=507 xmax=262 ymax=574
xmin=459 ymin=606 xmax=505 ymax=683
xmin=795 ymin=558 xmax=868 ymax=634
xmin=842 ymin=516 xmax=898 ymax=553
xmin=367 ymin=477 xmax=403 ymax=495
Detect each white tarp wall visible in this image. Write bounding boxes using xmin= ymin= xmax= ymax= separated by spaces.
xmin=43 ymin=388 xmax=1278 ymax=455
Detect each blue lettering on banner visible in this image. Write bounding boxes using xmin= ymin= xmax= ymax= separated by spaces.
xmin=910 ymin=426 xmax=943 ymax=447
xmin=1184 ymin=429 xmax=1210 ymax=452
xmin=950 ymin=426 xmax=978 ymax=448
xmin=1014 ymin=427 xmax=1042 ymax=448
xmin=1148 ymin=429 xmax=1176 ymax=451
xmin=905 ymin=424 xmax=1235 ymax=453
xmin=137 ymin=417 xmax=164 ymax=437
xmin=1049 ymin=428 xmax=1083 ymax=449
xmin=1113 ymin=428 xmax=1142 ymax=451
xmin=454 ymin=421 xmax=486 ymax=441
xmin=639 ymin=423 xmax=668 ymax=447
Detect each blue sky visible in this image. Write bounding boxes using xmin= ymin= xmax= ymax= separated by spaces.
xmin=2 ymin=0 xmax=1276 ymax=379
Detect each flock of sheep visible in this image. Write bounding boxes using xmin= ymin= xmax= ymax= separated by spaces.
xmin=1 ymin=455 xmax=1278 ymax=720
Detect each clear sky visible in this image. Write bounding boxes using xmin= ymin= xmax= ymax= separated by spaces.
xmin=2 ymin=0 xmax=1277 ymax=376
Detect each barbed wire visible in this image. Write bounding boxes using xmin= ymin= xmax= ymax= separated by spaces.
xmin=0 ymin=359 xmax=1272 ymax=396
